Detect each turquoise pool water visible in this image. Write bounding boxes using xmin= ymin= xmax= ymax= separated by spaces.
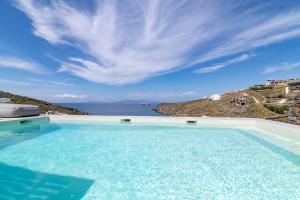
xmin=0 ymin=123 xmax=300 ymax=199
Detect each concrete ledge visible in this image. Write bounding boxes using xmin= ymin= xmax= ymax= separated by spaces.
xmin=0 ymin=116 xmax=50 ymax=132
xmin=48 ymin=114 xmax=300 ymax=132
xmin=1 ymin=115 xmax=299 ymax=154
xmin=2 ymin=115 xmax=299 ymax=136
xmin=49 ymin=115 xmax=300 ymax=155
xmin=48 ymin=115 xmax=257 ymax=127
xmin=0 ymin=116 xmax=49 ymax=126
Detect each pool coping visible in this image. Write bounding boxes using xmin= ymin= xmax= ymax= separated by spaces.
xmin=49 ymin=115 xmax=300 ymax=156
xmin=1 ymin=115 xmax=300 ymax=154
xmin=1 ymin=115 xmax=299 ymax=133
xmin=0 ymin=116 xmax=49 ymax=125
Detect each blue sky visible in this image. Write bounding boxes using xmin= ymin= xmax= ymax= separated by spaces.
xmin=0 ymin=0 xmax=300 ymax=103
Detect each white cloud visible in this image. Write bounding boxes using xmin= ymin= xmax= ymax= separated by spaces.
xmin=54 ymin=93 xmax=87 ymax=99
xmin=27 ymin=78 xmax=75 ymax=87
xmin=263 ymin=61 xmax=300 ymax=74
xmin=0 ymin=56 xmax=46 ymax=73
xmin=50 ymin=81 xmax=74 ymax=87
xmin=0 ymin=77 xmax=74 ymax=88
xmin=14 ymin=0 xmax=300 ymax=84
xmin=179 ymin=91 xmax=197 ymax=96
xmin=0 ymin=78 xmax=33 ymax=86
xmin=129 ymin=91 xmax=197 ymax=100
xmin=192 ymin=9 xmax=300 ymax=64
xmin=195 ymin=53 xmax=254 ymax=74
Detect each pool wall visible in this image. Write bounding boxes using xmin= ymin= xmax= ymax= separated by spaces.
xmin=1 ymin=115 xmax=299 ymax=135
xmin=0 ymin=116 xmax=49 ymax=131
xmin=49 ymin=115 xmax=300 ymax=156
xmin=0 ymin=116 xmax=49 ymax=123
xmin=1 ymin=115 xmax=299 ymax=154
xmin=48 ymin=115 xmax=257 ymax=127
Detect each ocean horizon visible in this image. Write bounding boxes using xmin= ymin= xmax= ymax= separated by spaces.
xmin=60 ymin=102 xmax=162 ymax=116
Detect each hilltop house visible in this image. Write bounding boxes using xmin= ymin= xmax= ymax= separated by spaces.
xmin=265 ymin=80 xmax=288 ymax=86
xmin=266 ymin=78 xmax=299 ymax=87
xmin=284 ymin=78 xmax=300 ymax=94
xmin=265 ymin=80 xmax=276 ymax=86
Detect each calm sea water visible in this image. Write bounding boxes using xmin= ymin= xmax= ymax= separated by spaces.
xmin=60 ymin=103 xmax=161 ymax=116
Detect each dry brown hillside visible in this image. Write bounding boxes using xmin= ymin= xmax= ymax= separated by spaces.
xmin=155 ymin=90 xmax=281 ymax=119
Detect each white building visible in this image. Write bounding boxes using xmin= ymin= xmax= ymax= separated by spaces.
xmin=278 ymin=99 xmax=287 ymax=104
xmin=210 ymin=94 xmax=221 ymax=101
xmin=265 ymin=80 xmax=275 ymax=86
xmin=285 ymin=86 xmax=289 ymax=94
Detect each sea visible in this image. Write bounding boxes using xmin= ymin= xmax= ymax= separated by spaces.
xmin=60 ymin=103 xmax=161 ymax=116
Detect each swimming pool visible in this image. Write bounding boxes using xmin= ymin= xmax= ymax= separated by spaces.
xmin=0 ymin=117 xmax=300 ymax=199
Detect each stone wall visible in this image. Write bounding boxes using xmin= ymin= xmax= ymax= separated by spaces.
xmin=288 ymin=80 xmax=300 ymax=125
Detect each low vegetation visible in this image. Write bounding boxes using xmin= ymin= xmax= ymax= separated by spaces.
xmin=264 ymin=104 xmax=288 ymax=114
xmin=249 ymin=85 xmax=272 ymax=91
xmin=0 ymin=91 xmax=87 ymax=115
xmin=155 ymin=91 xmax=276 ymax=118
xmin=253 ymin=85 xmax=286 ymax=99
xmin=155 ymin=83 xmax=290 ymax=122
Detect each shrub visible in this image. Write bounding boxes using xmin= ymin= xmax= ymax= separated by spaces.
xmin=276 ymin=94 xmax=284 ymax=98
xmin=264 ymin=104 xmax=288 ymax=114
xmin=250 ymin=85 xmax=272 ymax=91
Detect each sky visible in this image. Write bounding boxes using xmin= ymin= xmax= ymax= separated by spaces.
xmin=0 ymin=0 xmax=300 ymax=103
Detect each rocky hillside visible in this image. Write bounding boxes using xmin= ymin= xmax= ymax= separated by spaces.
xmin=155 ymin=89 xmax=288 ymax=121
xmin=0 ymin=91 xmax=87 ymax=115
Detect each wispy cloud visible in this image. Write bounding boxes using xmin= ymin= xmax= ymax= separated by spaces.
xmin=263 ymin=61 xmax=300 ymax=74
xmin=180 ymin=91 xmax=197 ymax=96
xmin=192 ymin=9 xmax=300 ymax=64
xmin=14 ymin=0 xmax=300 ymax=84
xmin=0 ymin=56 xmax=46 ymax=73
xmin=0 ymin=78 xmax=33 ymax=86
xmin=194 ymin=53 xmax=254 ymax=74
xmin=0 ymin=77 xmax=75 ymax=89
xmin=54 ymin=93 xmax=87 ymax=99
xmin=129 ymin=90 xmax=197 ymax=100
xmin=27 ymin=78 xmax=75 ymax=87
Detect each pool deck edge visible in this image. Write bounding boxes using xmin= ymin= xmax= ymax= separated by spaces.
xmin=0 ymin=116 xmax=49 ymax=125
xmin=1 ymin=115 xmax=300 ymax=155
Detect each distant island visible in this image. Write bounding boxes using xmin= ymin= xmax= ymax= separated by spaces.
xmin=0 ymin=91 xmax=87 ymax=115
xmin=155 ymin=78 xmax=299 ymax=123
